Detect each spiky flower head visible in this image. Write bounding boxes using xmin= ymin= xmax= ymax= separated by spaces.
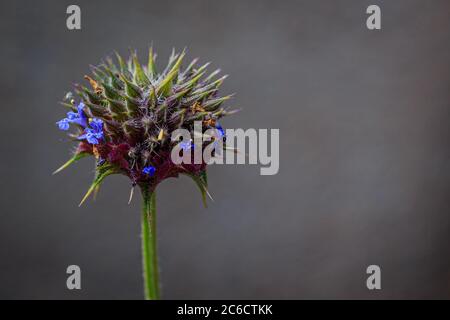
xmin=55 ymin=48 xmax=236 ymax=205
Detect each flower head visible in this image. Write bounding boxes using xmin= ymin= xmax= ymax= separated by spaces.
xmin=55 ymin=48 xmax=237 ymax=205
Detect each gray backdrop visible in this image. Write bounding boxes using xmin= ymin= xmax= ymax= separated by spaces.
xmin=0 ymin=0 xmax=449 ymax=299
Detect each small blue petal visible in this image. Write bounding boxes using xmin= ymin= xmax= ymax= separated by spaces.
xmin=143 ymin=166 xmax=156 ymax=176
xmin=90 ymin=118 xmax=103 ymax=130
xmin=77 ymin=103 xmax=87 ymax=127
xmin=90 ymin=119 xmax=103 ymax=134
xmin=86 ymin=133 xmax=99 ymax=145
xmin=78 ymin=118 xmax=104 ymax=145
xmin=56 ymin=119 xmax=70 ymax=131
xmin=77 ymin=102 xmax=85 ymax=113
xmin=216 ymin=123 xmax=225 ymax=137
xmin=66 ymin=111 xmax=78 ymax=121
xmin=63 ymin=102 xmax=88 ymax=128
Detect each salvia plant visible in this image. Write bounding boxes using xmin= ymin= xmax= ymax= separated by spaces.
xmin=54 ymin=48 xmax=236 ymax=299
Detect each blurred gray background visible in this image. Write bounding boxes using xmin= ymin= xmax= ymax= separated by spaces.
xmin=0 ymin=0 xmax=449 ymax=299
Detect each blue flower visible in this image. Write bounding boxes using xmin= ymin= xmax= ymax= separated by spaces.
xmin=142 ymin=166 xmax=156 ymax=176
xmin=90 ymin=118 xmax=103 ymax=133
xmin=56 ymin=102 xmax=87 ymax=131
xmin=78 ymin=118 xmax=104 ymax=145
xmin=67 ymin=102 xmax=88 ymax=127
xmin=212 ymin=123 xmax=225 ymax=155
xmin=216 ymin=123 xmax=225 ymax=138
xmin=56 ymin=118 xmax=70 ymax=131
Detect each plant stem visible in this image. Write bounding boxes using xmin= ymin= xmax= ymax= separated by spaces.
xmin=141 ymin=185 xmax=160 ymax=300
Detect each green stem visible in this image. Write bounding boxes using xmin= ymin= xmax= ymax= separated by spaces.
xmin=141 ymin=186 xmax=160 ymax=300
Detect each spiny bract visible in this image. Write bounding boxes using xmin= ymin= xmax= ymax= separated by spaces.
xmin=55 ymin=48 xmax=236 ymax=206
